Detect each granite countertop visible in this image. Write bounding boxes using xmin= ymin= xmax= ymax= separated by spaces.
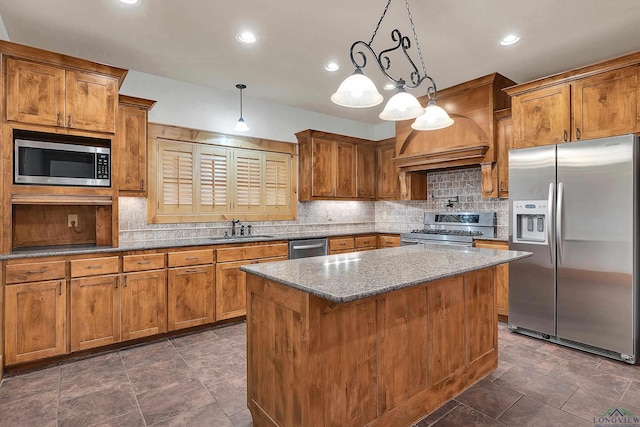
xmin=240 ymin=244 xmax=531 ymax=304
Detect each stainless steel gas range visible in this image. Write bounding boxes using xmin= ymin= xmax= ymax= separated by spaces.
xmin=400 ymin=212 xmax=497 ymax=247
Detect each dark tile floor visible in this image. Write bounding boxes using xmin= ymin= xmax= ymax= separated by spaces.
xmin=1 ymin=321 xmax=639 ymax=426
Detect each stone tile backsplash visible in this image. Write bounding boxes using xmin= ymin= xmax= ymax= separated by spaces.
xmin=119 ymin=167 xmax=508 ymax=243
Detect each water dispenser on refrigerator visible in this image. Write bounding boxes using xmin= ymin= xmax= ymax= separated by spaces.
xmin=512 ymin=201 xmax=548 ymax=244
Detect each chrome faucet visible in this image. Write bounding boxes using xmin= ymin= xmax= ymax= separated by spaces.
xmin=231 ymin=219 xmax=240 ymax=236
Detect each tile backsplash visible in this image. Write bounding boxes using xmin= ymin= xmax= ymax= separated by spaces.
xmin=119 ymin=166 xmax=508 ymax=243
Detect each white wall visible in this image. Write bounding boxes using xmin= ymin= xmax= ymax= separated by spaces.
xmin=120 ymin=71 xmax=395 ymax=143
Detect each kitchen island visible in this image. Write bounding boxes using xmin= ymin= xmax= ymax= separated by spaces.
xmin=241 ymin=244 xmax=531 ymax=427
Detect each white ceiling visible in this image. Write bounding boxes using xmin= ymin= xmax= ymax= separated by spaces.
xmin=2 ymin=0 xmax=640 ymax=125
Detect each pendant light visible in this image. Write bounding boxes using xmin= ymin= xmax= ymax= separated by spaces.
xmin=234 ymin=84 xmax=249 ymax=132
xmin=330 ymin=0 xmax=453 ymax=129
xmin=411 ymin=87 xmax=455 ymax=130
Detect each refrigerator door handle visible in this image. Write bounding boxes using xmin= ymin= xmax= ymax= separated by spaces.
xmin=547 ymin=182 xmax=555 ymax=264
xmin=556 ymin=182 xmax=564 ymax=264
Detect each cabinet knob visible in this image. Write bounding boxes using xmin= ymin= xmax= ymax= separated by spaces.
xmin=57 ymin=112 xmax=62 ymax=126
xmin=576 ymin=128 xmax=581 ymax=140
xmin=563 ymin=130 xmax=568 ymax=142
xmin=68 ymin=114 xmax=73 ymax=128
xmin=141 ymin=179 xmax=145 ymax=191
xmin=58 ymin=281 xmax=62 ymax=296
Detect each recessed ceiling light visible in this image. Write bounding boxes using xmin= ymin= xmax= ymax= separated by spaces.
xmin=500 ymin=34 xmax=520 ymax=46
xmin=236 ymin=32 xmax=257 ymax=44
xmin=383 ymin=83 xmax=396 ymax=91
xmin=325 ymin=62 xmax=339 ymax=72
xmin=119 ymin=0 xmax=138 ymax=4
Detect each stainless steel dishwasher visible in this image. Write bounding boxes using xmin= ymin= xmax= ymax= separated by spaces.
xmin=288 ymin=238 xmax=328 ymax=259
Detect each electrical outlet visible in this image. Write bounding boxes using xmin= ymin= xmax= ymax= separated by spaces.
xmin=68 ymin=214 xmax=78 ymax=228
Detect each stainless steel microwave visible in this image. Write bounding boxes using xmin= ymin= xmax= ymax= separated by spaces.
xmin=14 ymin=139 xmax=111 ymax=187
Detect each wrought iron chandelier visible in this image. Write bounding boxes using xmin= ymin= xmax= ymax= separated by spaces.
xmin=234 ymin=83 xmax=249 ymax=132
xmin=331 ymin=0 xmax=453 ymax=130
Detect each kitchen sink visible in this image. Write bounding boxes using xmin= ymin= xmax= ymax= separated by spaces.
xmin=209 ymin=235 xmax=274 ymax=242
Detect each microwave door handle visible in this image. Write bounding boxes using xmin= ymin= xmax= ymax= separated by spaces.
xmin=556 ymin=182 xmax=564 ymax=265
xmin=547 ymin=182 xmax=554 ymax=264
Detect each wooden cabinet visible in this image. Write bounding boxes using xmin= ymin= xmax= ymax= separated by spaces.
xmin=121 ymin=253 xmax=166 ymax=341
xmin=296 ymin=130 xmax=376 ymax=201
xmin=116 ymin=95 xmax=156 ymax=195
xmin=508 ymin=59 xmax=640 ymax=149
xmin=355 ymin=235 xmax=377 ymax=251
xmin=167 ymin=249 xmax=215 ymax=330
xmin=378 ymin=234 xmax=401 ymax=248
xmin=328 ymin=236 xmax=355 ymax=254
xmin=474 ymin=240 xmax=509 ymax=318
xmin=4 ymin=279 xmax=66 ymax=365
xmin=5 ymin=57 xmax=118 ymax=133
xmin=495 ymin=110 xmax=512 ymax=198
xmin=376 ymin=138 xmax=401 ymax=200
xmin=215 ymin=242 xmax=288 ymax=320
xmin=70 ymin=274 xmax=120 ymax=351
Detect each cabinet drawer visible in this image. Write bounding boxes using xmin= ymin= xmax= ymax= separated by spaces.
xmin=6 ymin=261 xmax=66 ymax=284
xmin=168 ymin=249 xmax=214 ymax=267
xmin=216 ymin=243 xmax=288 ymax=263
xmin=474 ymin=240 xmax=508 ymax=250
xmin=71 ymin=256 xmax=120 ymax=277
xmin=329 ymin=237 xmax=355 ymax=251
xmin=123 ymin=253 xmax=165 ymax=272
xmin=355 ymin=235 xmax=376 ymax=249
xmin=378 ymin=235 xmax=400 ymax=247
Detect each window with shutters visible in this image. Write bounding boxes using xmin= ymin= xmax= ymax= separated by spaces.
xmin=147 ymin=125 xmax=297 ymax=224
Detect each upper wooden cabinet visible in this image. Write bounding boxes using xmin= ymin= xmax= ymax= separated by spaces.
xmin=116 ymin=95 xmax=156 ymax=195
xmin=495 ymin=109 xmax=513 ymax=198
xmin=297 ymin=129 xmax=376 ymax=201
xmin=376 ymin=138 xmax=401 ymax=200
xmin=506 ymin=53 xmax=640 ymax=149
xmin=6 ymin=58 xmax=119 ymax=133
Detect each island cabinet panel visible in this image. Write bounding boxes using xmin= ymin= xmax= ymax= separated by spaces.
xmin=246 ymin=266 xmax=498 ymax=427
xmin=377 ymin=286 xmax=427 ymax=414
xmin=427 ymin=276 xmax=465 ymax=385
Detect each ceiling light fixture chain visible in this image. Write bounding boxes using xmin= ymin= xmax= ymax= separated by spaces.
xmin=331 ymin=0 xmax=453 ymax=129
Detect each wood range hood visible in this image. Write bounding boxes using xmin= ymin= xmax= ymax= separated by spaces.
xmin=393 ymin=73 xmax=515 ymax=199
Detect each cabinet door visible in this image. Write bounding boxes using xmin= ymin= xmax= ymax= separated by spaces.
xmin=573 ymin=66 xmax=640 ymax=141
xmin=216 ymin=260 xmax=251 ymax=321
xmin=356 ymin=144 xmax=376 ymax=199
xmin=117 ymin=105 xmax=148 ymax=194
xmin=496 ymin=115 xmax=513 ymax=198
xmin=71 ymin=275 xmax=120 ymax=351
xmin=336 ymin=142 xmax=356 ymax=198
xmin=376 ymin=143 xmax=400 ymax=200
xmin=167 ymin=265 xmax=214 ymax=330
xmin=122 ymin=270 xmax=167 ymax=341
xmin=512 ymin=83 xmax=570 ymax=149
xmin=5 ymin=58 xmax=65 ymax=127
xmin=65 ymin=70 xmax=117 ymax=133
xmin=311 ymin=138 xmax=337 ymax=197
xmin=4 ymin=280 xmax=67 ymax=365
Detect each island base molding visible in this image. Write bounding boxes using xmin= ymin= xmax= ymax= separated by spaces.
xmin=246 ymin=266 xmax=498 ymax=427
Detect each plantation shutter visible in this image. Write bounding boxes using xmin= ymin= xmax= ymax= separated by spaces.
xmin=264 ymin=152 xmax=291 ymax=212
xmin=157 ymin=140 xmax=194 ymax=213
xmin=234 ymin=149 xmax=263 ymax=211
xmin=197 ymin=146 xmax=231 ymax=213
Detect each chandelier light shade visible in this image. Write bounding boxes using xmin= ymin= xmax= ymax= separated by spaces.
xmin=331 ymin=69 xmax=384 ymax=108
xmin=330 ymin=0 xmax=453 ymax=130
xmin=234 ymin=83 xmax=249 ymax=132
xmin=411 ymin=97 xmax=454 ymax=131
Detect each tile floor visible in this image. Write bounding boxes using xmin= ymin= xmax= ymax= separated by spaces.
xmin=0 ymin=321 xmax=639 ymax=426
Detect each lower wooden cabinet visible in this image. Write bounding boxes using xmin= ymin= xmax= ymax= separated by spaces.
xmin=70 ymin=275 xmax=120 ymax=352
xmin=167 ymin=265 xmax=215 ymax=330
xmin=4 ymin=280 xmax=66 ymax=365
xmin=378 ymin=234 xmax=401 ymax=248
xmin=215 ymin=242 xmax=288 ymax=321
xmin=121 ymin=270 xmax=167 ymax=341
xmin=474 ymin=240 xmax=509 ymax=318
xmin=328 ymin=236 xmax=355 ymax=254
xmin=355 ymin=235 xmax=377 ymax=251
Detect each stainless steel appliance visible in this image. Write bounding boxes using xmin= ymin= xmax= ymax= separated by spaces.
xmin=288 ymin=238 xmax=328 ymax=259
xmin=401 ymin=212 xmax=497 ymax=247
xmin=509 ymin=134 xmax=639 ymax=364
xmin=15 ymin=138 xmax=111 ymax=187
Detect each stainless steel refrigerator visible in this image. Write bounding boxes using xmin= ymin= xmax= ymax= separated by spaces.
xmin=508 ymin=134 xmax=639 ymax=364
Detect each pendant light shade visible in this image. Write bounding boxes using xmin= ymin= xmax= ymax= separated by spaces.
xmin=378 ymin=89 xmax=425 ymax=121
xmin=234 ymin=83 xmax=249 ymax=132
xmin=411 ymin=98 xmax=454 ymax=131
xmin=331 ymin=69 xmax=383 ymax=108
